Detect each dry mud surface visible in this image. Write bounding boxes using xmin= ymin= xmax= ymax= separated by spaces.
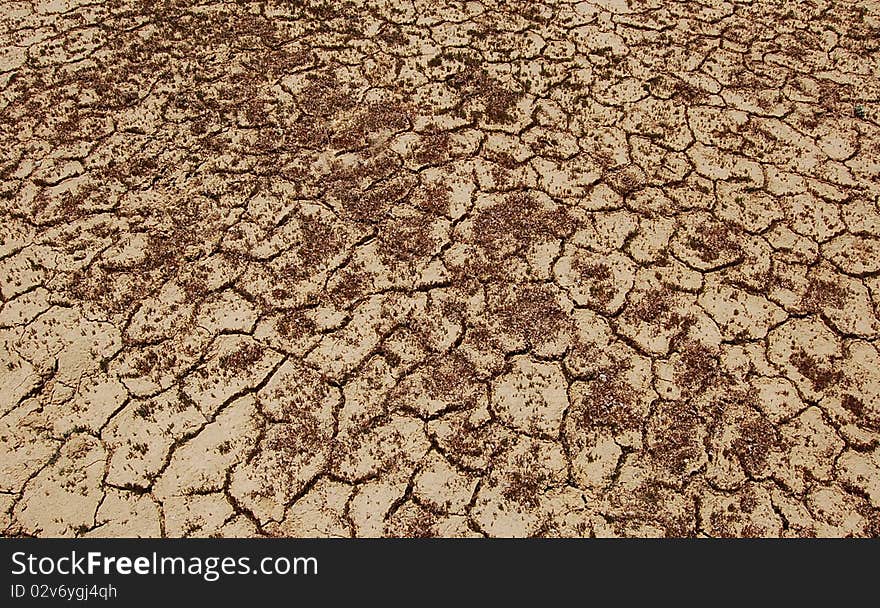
xmin=1 ymin=0 xmax=880 ymax=538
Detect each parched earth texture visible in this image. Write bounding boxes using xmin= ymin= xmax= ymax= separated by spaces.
xmin=1 ymin=0 xmax=880 ymax=538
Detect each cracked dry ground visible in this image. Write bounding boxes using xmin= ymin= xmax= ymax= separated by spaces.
xmin=1 ymin=0 xmax=880 ymax=540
